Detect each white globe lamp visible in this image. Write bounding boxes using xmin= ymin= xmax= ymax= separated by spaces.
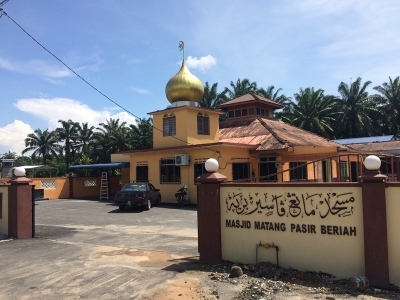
xmin=205 ymin=158 xmax=219 ymax=173
xmin=364 ymin=155 xmax=381 ymax=171
xmin=14 ymin=167 xmax=26 ymax=177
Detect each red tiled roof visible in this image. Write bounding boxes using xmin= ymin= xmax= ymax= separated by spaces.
xmin=217 ymin=93 xmax=284 ymax=109
xmin=219 ymin=117 xmax=344 ymax=151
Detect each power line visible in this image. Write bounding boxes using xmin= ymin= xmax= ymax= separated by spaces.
xmin=1 ymin=11 xmax=220 ymax=156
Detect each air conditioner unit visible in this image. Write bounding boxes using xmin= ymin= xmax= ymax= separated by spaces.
xmin=175 ymin=154 xmax=190 ymax=166
xmin=275 ymin=162 xmax=282 ymax=168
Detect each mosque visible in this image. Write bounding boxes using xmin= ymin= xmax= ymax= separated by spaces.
xmin=111 ymin=56 xmax=348 ymax=204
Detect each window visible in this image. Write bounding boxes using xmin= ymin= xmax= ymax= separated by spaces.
xmin=256 ymin=107 xmax=260 ymax=115
xmin=160 ymin=159 xmax=181 ymax=184
xmin=136 ymin=165 xmax=148 ymax=181
xmin=228 ymin=111 xmax=234 ymax=118
xmin=197 ymin=114 xmax=210 ymax=135
xmin=235 ymin=110 xmax=241 ymax=117
xmin=163 ymin=116 xmax=176 ymax=136
xmin=232 ymin=163 xmax=250 ymax=181
xmin=248 ymin=107 xmax=255 ymax=115
xmin=242 ymin=109 xmax=248 ymax=116
xmin=194 ymin=162 xmax=207 ymax=184
xmin=259 ymin=157 xmax=277 ymax=182
xmin=340 ymin=161 xmax=348 ymax=180
xmin=289 ymin=162 xmax=307 ymax=181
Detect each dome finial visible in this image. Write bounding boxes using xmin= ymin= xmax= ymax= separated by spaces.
xmin=179 ymin=41 xmax=184 ymax=60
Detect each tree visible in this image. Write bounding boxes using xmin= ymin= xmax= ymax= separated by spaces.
xmin=336 ymin=77 xmax=381 ymax=138
xmin=130 ymin=117 xmax=153 ymax=150
xmin=199 ymin=82 xmax=227 ymax=109
xmin=77 ymin=122 xmax=95 ymax=156
xmin=94 ymin=118 xmax=132 ymax=163
xmin=22 ymin=128 xmax=59 ymax=165
xmin=1 ymin=150 xmax=17 ymax=159
xmin=257 ymin=85 xmax=291 ymax=106
xmin=279 ymin=88 xmax=339 ymax=138
xmin=56 ymin=119 xmax=80 ymax=168
xmin=223 ymin=78 xmax=258 ymax=99
xmin=373 ymin=76 xmax=400 ymax=136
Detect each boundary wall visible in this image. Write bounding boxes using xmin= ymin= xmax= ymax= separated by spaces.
xmin=0 ymin=175 xmax=123 ymax=200
xmin=197 ymin=171 xmax=399 ymax=288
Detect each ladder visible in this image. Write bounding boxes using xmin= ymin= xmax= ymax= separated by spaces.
xmin=100 ymin=172 xmax=108 ymax=200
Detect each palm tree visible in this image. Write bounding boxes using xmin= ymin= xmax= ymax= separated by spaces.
xmin=337 ymin=77 xmax=381 ymax=138
xmin=199 ymin=82 xmax=227 ymax=109
xmin=130 ymin=117 xmax=153 ymax=150
xmin=1 ymin=150 xmax=17 ymax=159
xmin=22 ymin=128 xmax=59 ymax=165
xmin=223 ymin=78 xmax=258 ymax=99
xmin=257 ymin=85 xmax=291 ymax=106
xmin=56 ymin=119 xmax=80 ymax=168
xmin=373 ymin=76 xmax=400 ymax=136
xmin=94 ymin=118 xmax=132 ymax=163
xmin=77 ymin=122 xmax=95 ymax=155
xmin=279 ymin=88 xmax=339 ymax=138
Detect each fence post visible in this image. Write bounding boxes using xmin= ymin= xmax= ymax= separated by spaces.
xmin=8 ymin=175 xmax=33 ymax=239
xmin=196 ymin=171 xmax=227 ymax=263
xmin=360 ymin=165 xmax=389 ymax=288
xmin=68 ymin=173 xmax=74 ymax=199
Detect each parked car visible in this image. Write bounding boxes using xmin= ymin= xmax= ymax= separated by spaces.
xmin=114 ymin=182 xmax=161 ymax=211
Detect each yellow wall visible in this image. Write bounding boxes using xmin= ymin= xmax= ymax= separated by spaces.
xmin=220 ymin=184 xmax=364 ymax=279
xmin=0 ymin=186 xmax=8 ymax=235
xmin=129 ymin=146 xmax=252 ymax=204
xmin=386 ymin=186 xmax=400 ymax=285
xmin=151 ymin=107 xmax=220 ymax=149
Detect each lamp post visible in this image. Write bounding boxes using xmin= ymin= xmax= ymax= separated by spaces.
xmin=359 ymin=155 xmax=389 ymax=288
xmin=196 ymin=158 xmax=227 ymax=263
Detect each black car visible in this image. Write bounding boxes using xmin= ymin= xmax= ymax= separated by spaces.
xmin=114 ymin=182 xmax=161 ymax=210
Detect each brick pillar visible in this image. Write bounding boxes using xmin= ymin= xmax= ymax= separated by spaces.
xmin=360 ymin=170 xmax=389 ymax=288
xmin=68 ymin=172 xmax=74 ymax=199
xmin=8 ymin=176 xmax=33 ymax=239
xmin=196 ymin=172 xmax=227 ymax=263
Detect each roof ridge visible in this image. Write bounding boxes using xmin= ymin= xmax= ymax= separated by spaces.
xmin=249 ymin=92 xmax=259 ymax=100
xmin=257 ymin=117 xmax=290 ymax=146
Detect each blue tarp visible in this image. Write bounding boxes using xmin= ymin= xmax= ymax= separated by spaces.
xmin=68 ymin=162 xmax=130 ymax=171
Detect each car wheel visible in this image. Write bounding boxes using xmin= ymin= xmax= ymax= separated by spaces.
xmin=145 ymin=199 xmax=151 ymax=210
xmin=119 ymin=204 xmax=125 ymax=211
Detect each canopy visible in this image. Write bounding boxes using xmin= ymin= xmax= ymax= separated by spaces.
xmin=68 ymin=162 xmax=130 ymax=171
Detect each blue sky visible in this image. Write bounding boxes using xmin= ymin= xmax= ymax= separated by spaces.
xmin=1 ymin=0 xmax=400 ymax=155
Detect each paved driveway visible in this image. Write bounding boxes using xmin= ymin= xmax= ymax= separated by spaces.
xmin=0 ymin=199 xmax=201 ymax=299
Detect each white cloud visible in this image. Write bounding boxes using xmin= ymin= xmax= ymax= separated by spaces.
xmin=0 ymin=54 xmax=104 ymax=83
xmin=0 ymin=120 xmax=34 ymax=155
xmin=131 ymin=87 xmax=151 ymax=94
xmin=13 ymin=98 xmax=137 ymax=131
xmin=184 ymin=55 xmax=216 ymax=72
xmin=0 ymin=57 xmax=72 ymax=78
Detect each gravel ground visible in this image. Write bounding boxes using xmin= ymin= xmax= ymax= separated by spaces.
xmin=189 ymin=261 xmax=400 ymax=300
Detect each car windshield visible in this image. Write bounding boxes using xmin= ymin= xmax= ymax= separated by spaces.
xmin=121 ymin=183 xmax=147 ymax=192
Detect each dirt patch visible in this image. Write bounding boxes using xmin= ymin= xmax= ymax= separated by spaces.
xmin=93 ymin=246 xmax=197 ymax=268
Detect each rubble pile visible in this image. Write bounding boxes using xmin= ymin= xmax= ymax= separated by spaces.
xmin=195 ymin=261 xmax=400 ymax=299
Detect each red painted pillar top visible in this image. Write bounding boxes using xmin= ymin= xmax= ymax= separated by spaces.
xmin=196 ymin=170 xmax=227 ymax=264
xmin=359 ymin=158 xmax=390 ymax=288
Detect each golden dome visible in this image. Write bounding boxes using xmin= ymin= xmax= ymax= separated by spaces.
xmin=165 ymin=60 xmax=204 ymax=104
